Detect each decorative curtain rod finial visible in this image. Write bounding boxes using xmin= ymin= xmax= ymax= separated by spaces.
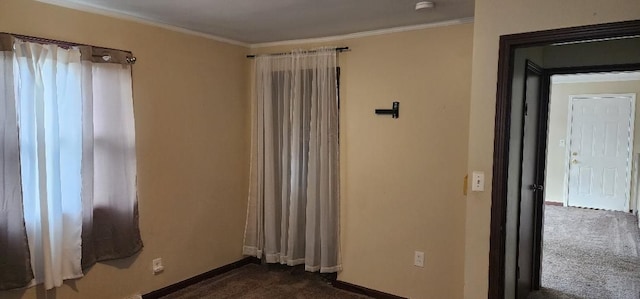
xmin=126 ymin=57 xmax=137 ymax=64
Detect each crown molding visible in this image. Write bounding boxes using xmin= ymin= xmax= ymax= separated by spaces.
xmin=35 ymin=0 xmax=250 ymax=47
xmin=250 ymin=17 xmax=474 ymax=49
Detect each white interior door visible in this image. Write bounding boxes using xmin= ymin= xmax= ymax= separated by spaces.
xmin=567 ymin=94 xmax=635 ymax=211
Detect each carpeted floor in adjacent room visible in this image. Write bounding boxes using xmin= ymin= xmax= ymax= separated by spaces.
xmin=160 ymin=263 xmax=371 ymax=299
xmin=530 ymin=205 xmax=640 ymax=299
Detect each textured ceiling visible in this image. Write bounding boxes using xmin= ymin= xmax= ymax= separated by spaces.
xmin=41 ymin=0 xmax=475 ymax=44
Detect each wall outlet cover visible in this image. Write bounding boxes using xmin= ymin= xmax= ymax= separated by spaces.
xmin=152 ymin=258 xmax=164 ymax=274
xmin=414 ymin=251 xmax=425 ymax=267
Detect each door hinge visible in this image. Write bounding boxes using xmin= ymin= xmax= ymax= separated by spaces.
xmin=516 ymin=265 xmax=520 ymax=280
xmin=524 ymin=102 xmax=528 ymax=116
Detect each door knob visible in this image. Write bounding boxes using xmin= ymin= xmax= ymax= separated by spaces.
xmin=572 ymin=159 xmax=578 ymax=164
xmin=529 ymin=184 xmax=544 ymax=191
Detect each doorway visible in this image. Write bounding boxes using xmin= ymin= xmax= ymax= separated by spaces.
xmin=537 ymin=73 xmax=640 ymax=298
xmin=544 ymin=72 xmax=640 ymax=213
xmin=488 ymin=19 xmax=640 ymax=299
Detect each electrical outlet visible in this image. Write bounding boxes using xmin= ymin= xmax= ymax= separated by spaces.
xmin=152 ymin=258 xmax=164 ymax=274
xmin=414 ymin=251 xmax=425 ymax=267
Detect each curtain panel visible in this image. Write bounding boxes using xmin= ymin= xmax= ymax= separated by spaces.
xmin=243 ymin=48 xmax=341 ymax=273
xmin=14 ymin=40 xmax=86 ymax=289
xmin=0 ymin=37 xmax=141 ymax=290
xmin=0 ymin=48 xmax=34 ymax=291
xmin=81 ymin=62 xmax=142 ymax=269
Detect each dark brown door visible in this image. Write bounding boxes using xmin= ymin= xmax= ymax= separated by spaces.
xmin=516 ymin=60 xmax=548 ymax=299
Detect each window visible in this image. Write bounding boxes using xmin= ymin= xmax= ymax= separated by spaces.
xmin=0 ymin=35 xmax=141 ymax=291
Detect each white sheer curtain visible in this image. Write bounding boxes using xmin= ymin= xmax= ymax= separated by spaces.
xmin=243 ymin=48 xmax=341 ymax=272
xmin=14 ymin=41 xmax=84 ymax=289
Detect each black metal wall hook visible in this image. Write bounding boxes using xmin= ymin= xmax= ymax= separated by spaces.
xmin=375 ymin=101 xmax=400 ymax=119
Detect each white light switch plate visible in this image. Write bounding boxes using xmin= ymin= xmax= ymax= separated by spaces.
xmin=472 ymin=171 xmax=485 ymax=192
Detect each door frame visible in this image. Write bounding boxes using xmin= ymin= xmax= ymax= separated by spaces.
xmin=489 ymin=19 xmax=640 ymax=299
xmin=565 ymin=93 xmax=636 ymax=211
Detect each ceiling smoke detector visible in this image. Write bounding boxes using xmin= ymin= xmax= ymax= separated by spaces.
xmin=415 ymin=1 xmax=435 ymax=10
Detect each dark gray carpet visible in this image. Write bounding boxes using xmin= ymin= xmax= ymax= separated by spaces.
xmin=530 ymin=206 xmax=640 ymax=299
xmin=160 ymin=263 xmax=371 ymax=299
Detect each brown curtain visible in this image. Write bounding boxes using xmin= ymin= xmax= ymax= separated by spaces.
xmin=81 ymin=204 xmax=143 ymax=269
xmin=0 ymin=47 xmax=34 ymax=290
xmin=0 ymin=203 xmax=33 ymax=290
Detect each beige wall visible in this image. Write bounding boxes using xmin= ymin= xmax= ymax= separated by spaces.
xmin=251 ymin=23 xmax=473 ymax=299
xmin=545 ymin=80 xmax=640 ymax=205
xmin=0 ymin=1 xmax=250 ymax=299
xmin=465 ymin=0 xmax=640 ymax=298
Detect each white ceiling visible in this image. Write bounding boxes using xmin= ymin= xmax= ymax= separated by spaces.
xmin=38 ymin=0 xmax=475 ymax=46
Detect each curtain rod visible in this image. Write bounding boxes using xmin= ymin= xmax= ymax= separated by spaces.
xmin=246 ymin=47 xmax=350 ymax=58
xmin=0 ymin=32 xmax=137 ymax=64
